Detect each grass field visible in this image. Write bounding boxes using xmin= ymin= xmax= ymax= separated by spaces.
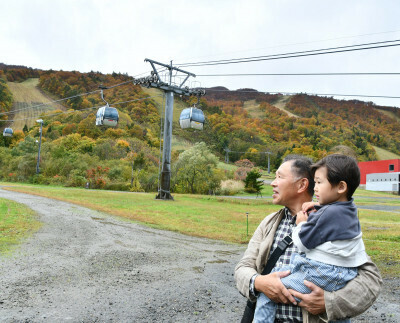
xmin=243 ymin=99 xmax=264 ymax=119
xmin=0 ymin=197 xmax=42 ymax=255
xmin=372 ymin=145 xmax=400 ymax=160
xmin=1 ymin=182 xmax=399 ymax=276
xmin=374 ymin=107 xmax=400 ymax=123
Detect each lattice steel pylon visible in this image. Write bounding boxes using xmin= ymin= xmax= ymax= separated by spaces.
xmin=133 ymin=59 xmax=205 ymax=200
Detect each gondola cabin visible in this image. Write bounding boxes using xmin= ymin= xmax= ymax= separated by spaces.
xmin=96 ymin=105 xmax=119 ymax=127
xmin=2 ymin=128 xmax=13 ymax=137
xmin=179 ymin=107 xmax=205 ymax=130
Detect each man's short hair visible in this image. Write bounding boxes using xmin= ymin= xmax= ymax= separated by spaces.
xmin=311 ymin=154 xmax=360 ymax=199
xmin=283 ymin=154 xmax=314 ymax=196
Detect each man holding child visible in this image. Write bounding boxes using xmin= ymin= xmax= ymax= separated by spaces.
xmin=235 ymin=154 xmax=382 ymax=322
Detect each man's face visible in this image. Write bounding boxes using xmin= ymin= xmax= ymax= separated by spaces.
xmin=271 ymin=161 xmax=300 ymax=206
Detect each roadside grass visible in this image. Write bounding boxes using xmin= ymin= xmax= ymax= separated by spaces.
xmin=235 ymin=184 xmax=273 ymax=197
xmin=354 ymin=188 xmax=400 ymax=198
xmin=359 ymin=209 xmax=400 ymax=277
xmin=1 ymin=182 xmax=399 ymax=277
xmin=0 ymin=197 xmax=42 ymax=255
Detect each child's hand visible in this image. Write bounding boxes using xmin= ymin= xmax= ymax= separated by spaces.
xmin=296 ymin=210 xmax=308 ymax=224
xmin=302 ymin=201 xmax=318 ymax=213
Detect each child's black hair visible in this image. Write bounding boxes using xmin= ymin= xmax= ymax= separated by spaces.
xmin=311 ymin=154 xmax=360 ymax=200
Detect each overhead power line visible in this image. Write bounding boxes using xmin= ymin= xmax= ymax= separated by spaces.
xmin=197 ymin=72 xmax=400 ymax=77
xmin=0 ymin=94 xmax=164 ymax=123
xmin=176 ymin=39 xmax=400 ymax=67
xmin=175 ymin=29 xmax=400 ymax=64
xmin=205 ymin=88 xmax=400 ymax=100
xmin=0 ymin=89 xmax=100 ymax=117
xmin=0 ymin=70 xmax=157 ymax=118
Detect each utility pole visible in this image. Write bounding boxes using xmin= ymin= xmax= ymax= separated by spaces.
xmin=266 ymin=151 xmax=272 ymax=174
xmin=36 ymin=119 xmax=43 ymax=174
xmin=133 ymin=59 xmax=204 ymax=200
xmin=224 ymin=148 xmax=231 ymax=163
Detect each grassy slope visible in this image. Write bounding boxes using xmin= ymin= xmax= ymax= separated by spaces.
xmin=373 ymin=145 xmax=400 ymax=160
xmin=374 ymin=107 xmax=400 ymax=122
xmin=2 ymin=183 xmax=399 ymax=276
xmin=7 ymin=78 xmax=65 ymax=130
xmin=141 ymin=87 xmax=194 ymax=151
xmin=243 ymin=99 xmax=264 ymax=118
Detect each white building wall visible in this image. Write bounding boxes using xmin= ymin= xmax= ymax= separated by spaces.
xmin=366 ymin=172 xmax=400 ymax=192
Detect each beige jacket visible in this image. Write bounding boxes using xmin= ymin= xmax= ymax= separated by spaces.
xmin=234 ymin=208 xmax=383 ymax=322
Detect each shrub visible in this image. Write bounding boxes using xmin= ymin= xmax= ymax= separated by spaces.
xmin=104 ymin=182 xmax=131 ymax=191
xmin=31 ymin=174 xmax=50 ymax=185
xmin=129 ymin=177 xmax=144 ymax=192
xmin=234 ymin=159 xmax=255 ymax=181
xmin=218 ymin=180 xmax=244 ymax=195
xmin=49 ymin=174 xmax=66 ymax=186
xmin=66 ymin=174 xmax=87 ymax=187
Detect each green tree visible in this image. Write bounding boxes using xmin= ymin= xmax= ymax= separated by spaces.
xmin=244 ymin=168 xmax=264 ymax=195
xmin=173 ymin=142 xmax=220 ymax=194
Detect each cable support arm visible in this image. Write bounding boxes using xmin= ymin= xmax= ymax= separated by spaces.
xmin=131 ymin=59 xmax=205 ymax=97
xmin=144 ymin=58 xmax=195 ymax=77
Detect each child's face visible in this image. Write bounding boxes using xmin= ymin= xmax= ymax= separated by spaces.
xmin=314 ymin=166 xmax=341 ymax=205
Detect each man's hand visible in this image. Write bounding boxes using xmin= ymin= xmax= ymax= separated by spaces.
xmin=288 ymin=280 xmax=326 ymax=315
xmin=254 ymin=271 xmax=297 ymax=305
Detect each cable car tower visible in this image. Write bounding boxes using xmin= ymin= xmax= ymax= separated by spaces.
xmin=134 ymin=59 xmax=205 ymax=200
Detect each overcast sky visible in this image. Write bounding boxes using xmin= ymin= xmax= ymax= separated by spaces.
xmin=1 ymin=0 xmax=400 ymax=107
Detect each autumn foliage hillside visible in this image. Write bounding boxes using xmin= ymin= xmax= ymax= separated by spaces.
xmin=193 ymin=91 xmax=400 ymax=167
xmin=0 ymin=64 xmax=399 ymax=192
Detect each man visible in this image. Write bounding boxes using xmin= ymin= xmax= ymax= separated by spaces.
xmin=235 ymin=155 xmax=382 ymax=322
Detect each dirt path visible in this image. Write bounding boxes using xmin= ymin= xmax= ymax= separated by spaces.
xmin=271 ymin=95 xmax=299 ymax=118
xmin=0 ymin=189 xmax=398 ymax=322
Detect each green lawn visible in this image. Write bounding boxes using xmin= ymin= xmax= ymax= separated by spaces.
xmin=0 ymin=197 xmax=42 ymax=255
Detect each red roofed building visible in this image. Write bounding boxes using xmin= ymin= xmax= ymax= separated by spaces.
xmin=358 ymin=159 xmax=400 ymax=185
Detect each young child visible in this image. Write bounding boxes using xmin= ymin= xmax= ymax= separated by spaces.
xmin=254 ymin=154 xmax=368 ymax=323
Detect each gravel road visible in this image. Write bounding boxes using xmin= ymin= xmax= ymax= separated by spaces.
xmin=0 ymin=189 xmax=399 ymax=322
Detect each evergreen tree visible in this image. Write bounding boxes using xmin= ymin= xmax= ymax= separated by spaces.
xmin=244 ymin=168 xmax=263 ymax=195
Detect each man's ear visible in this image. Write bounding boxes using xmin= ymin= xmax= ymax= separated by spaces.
xmin=337 ymin=181 xmax=347 ymax=194
xmin=297 ymin=178 xmax=309 ymax=193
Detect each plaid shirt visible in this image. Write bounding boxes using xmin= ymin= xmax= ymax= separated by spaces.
xmin=268 ymin=208 xmax=302 ymax=323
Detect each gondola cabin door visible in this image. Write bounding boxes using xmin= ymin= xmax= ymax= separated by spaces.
xmin=179 ymin=107 xmax=204 ymax=130
xmin=96 ymin=105 xmax=119 ymax=127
